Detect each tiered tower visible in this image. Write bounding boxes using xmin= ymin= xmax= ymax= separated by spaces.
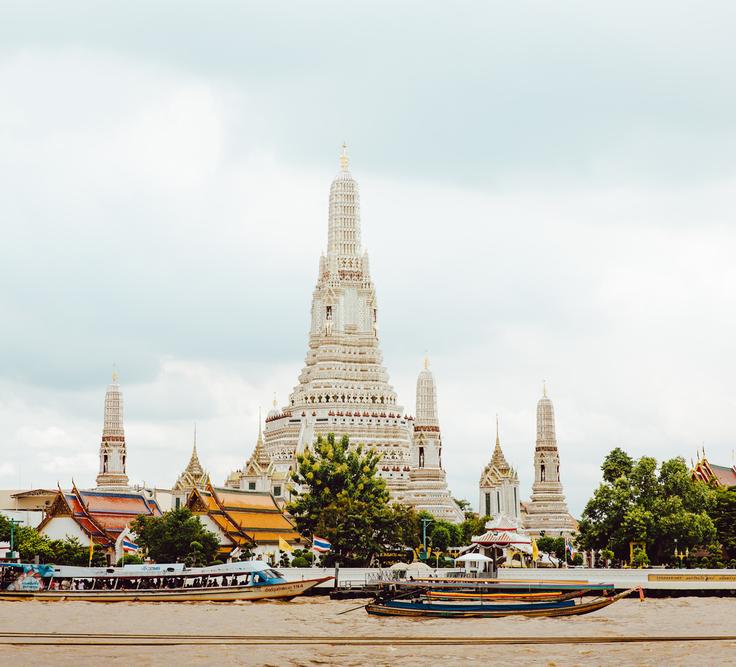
xmin=173 ymin=426 xmax=210 ymax=506
xmin=262 ymin=146 xmax=414 ymax=495
xmin=522 ymin=385 xmax=577 ymax=537
xmin=402 ymin=358 xmax=464 ymax=523
xmin=96 ymin=371 xmax=129 ymax=489
xmin=478 ymin=417 xmax=520 ymax=520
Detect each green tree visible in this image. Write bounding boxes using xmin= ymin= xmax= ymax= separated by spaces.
xmin=578 ymin=451 xmax=717 ymax=564
xmin=710 ymin=486 xmax=736 ymax=560
xmin=287 ymin=433 xmax=411 ymax=566
xmin=131 ymin=507 xmax=220 ymax=565
xmin=116 ymin=554 xmax=144 ymax=566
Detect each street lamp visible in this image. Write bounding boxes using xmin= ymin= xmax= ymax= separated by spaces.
xmin=7 ymin=519 xmax=22 ymax=561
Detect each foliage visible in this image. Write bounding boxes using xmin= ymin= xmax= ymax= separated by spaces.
xmin=631 ymin=547 xmax=649 ymax=568
xmin=288 ymin=433 xmax=419 ymax=566
xmin=536 ymin=536 xmax=565 ymax=560
xmin=131 ymin=507 xmax=220 ymax=565
xmin=291 ymin=556 xmax=310 ymax=567
xmin=116 ymin=554 xmax=144 ymax=566
xmin=577 ymin=450 xmax=717 ymax=564
xmin=710 ymin=486 xmax=736 ymax=561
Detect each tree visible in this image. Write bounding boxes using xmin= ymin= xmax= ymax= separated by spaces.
xmin=710 ymin=486 xmax=736 ymax=560
xmin=131 ymin=507 xmax=220 ymax=565
xmin=116 ymin=554 xmax=144 ymax=566
xmin=287 ymin=433 xmax=412 ymax=566
xmin=578 ymin=450 xmax=717 ymax=564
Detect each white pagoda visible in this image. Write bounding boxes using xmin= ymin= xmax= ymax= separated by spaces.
xmin=96 ymin=371 xmax=129 ymax=489
xmin=521 ymin=385 xmax=577 ymax=537
xmin=478 ymin=417 xmax=520 ymax=521
xmin=228 ymin=147 xmax=461 ymax=520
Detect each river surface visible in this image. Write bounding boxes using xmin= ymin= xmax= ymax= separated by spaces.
xmin=1 ymin=596 xmax=734 ymax=666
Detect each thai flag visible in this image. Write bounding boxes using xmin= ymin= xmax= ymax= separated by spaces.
xmin=312 ymin=536 xmax=332 ymax=553
xmin=122 ymin=539 xmax=139 ymax=553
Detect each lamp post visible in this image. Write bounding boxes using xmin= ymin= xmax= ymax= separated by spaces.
xmin=420 ymin=518 xmax=433 ymax=561
xmin=8 ymin=519 xmax=22 ymax=561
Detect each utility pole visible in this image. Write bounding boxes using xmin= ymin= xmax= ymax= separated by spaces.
xmin=420 ymin=518 xmax=433 ymax=561
xmin=8 ymin=519 xmax=22 ymax=561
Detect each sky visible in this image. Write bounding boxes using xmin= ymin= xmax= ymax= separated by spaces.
xmin=2 ymin=1 xmax=736 ymax=515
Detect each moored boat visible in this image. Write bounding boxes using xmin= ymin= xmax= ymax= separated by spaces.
xmin=0 ymin=561 xmax=332 ymax=602
xmin=365 ymin=587 xmax=636 ymax=618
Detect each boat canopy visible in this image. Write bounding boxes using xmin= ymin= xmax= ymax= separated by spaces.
xmin=46 ymin=560 xmax=272 ymax=579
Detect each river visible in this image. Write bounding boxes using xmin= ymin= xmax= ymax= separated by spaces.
xmin=1 ymin=596 xmax=734 ymax=666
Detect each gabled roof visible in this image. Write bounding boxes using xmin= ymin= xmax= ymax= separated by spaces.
xmin=173 ymin=444 xmax=210 ymax=492
xmin=38 ymin=484 xmax=162 ymax=548
xmin=692 ymin=457 xmax=736 ymax=488
xmin=187 ymin=483 xmax=301 ymax=548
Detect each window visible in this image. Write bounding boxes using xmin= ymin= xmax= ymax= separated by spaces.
xmin=248 ymin=482 xmax=256 ymax=491
xmin=273 ymin=485 xmax=282 ymax=497
xmin=513 ymin=487 xmax=518 ymax=516
xmin=496 ymin=491 xmax=501 ymax=514
xmin=484 ymin=493 xmax=491 ymax=516
xmin=540 ymin=465 xmax=546 ymax=482
xmin=175 ymin=497 xmax=181 ymax=509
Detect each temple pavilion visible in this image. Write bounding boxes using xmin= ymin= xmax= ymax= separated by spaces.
xmin=691 ymin=449 xmax=736 ymax=488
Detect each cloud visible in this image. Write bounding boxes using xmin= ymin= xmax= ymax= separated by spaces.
xmin=2 ymin=13 xmax=736 ymax=515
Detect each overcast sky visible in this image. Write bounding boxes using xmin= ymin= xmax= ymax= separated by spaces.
xmin=2 ymin=1 xmax=736 ymax=515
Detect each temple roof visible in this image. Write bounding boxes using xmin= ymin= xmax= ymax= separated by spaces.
xmin=187 ymin=483 xmax=301 ymax=549
xmin=243 ymin=421 xmax=271 ymax=477
xmin=692 ymin=457 xmax=736 ymax=488
xmin=480 ymin=417 xmax=517 ymax=485
xmin=38 ymin=485 xmax=162 ymax=548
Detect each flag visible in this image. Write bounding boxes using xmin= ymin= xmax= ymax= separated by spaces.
xmin=312 ymin=536 xmax=332 ymax=553
xmin=531 ymin=538 xmax=539 ymax=561
xmin=278 ymin=536 xmax=293 ymax=553
xmin=122 ymin=539 xmax=139 ymax=554
xmin=88 ymin=539 xmax=94 ymax=566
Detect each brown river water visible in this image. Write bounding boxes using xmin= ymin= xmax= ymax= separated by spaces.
xmin=1 ymin=596 xmax=734 ymax=666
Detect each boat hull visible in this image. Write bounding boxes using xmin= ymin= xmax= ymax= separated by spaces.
xmin=0 ymin=577 xmax=332 ymax=603
xmin=365 ymin=588 xmax=635 ymax=618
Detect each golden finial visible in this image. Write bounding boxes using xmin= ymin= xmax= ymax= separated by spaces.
xmin=496 ymin=414 xmax=500 ymax=446
xmin=272 ymin=393 xmax=277 ymax=409
xmin=424 ymin=353 xmax=429 ymax=370
xmin=542 ymin=380 xmax=547 ymax=398
xmin=112 ymin=364 xmax=119 ymax=383
xmin=339 ymin=142 xmax=349 ymax=171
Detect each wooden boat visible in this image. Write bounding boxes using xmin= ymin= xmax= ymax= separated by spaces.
xmin=0 ymin=561 xmax=332 ymax=602
xmin=425 ymin=588 xmax=599 ymax=602
xmin=365 ymin=588 xmax=636 ymax=618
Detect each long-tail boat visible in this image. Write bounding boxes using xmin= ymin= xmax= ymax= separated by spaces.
xmin=0 ymin=561 xmax=332 ymax=602
xmin=365 ymin=587 xmax=636 ymax=618
xmin=425 ymin=587 xmax=601 ymax=602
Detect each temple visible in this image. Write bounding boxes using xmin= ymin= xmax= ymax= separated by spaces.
xmin=691 ymin=449 xmax=736 ymax=488
xmin=400 ymin=359 xmax=464 ymax=522
xmin=96 ymin=371 xmax=129 ymax=489
xmin=186 ymin=484 xmax=302 ymax=558
xmin=227 ymin=147 xmax=461 ymax=521
xmin=521 ymin=385 xmax=577 ymax=537
xmin=172 ymin=426 xmax=210 ymax=508
xmin=478 ymin=417 xmax=520 ymax=521
xmin=38 ymin=483 xmax=162 ymax=558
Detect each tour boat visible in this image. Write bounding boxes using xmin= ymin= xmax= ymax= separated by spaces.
xmin=0 ymin=561 xmax=332 ymax=602
xmin=365 ymin=587 xmax=636 ymax=618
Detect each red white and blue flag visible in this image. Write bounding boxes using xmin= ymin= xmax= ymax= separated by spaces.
xmin=122 ymin=539 xmax=140 ymax=553
xmin=312 ymin=536 xmax=332 ymax=553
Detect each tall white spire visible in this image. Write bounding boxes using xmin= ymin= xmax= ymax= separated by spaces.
xmin=415 ymin=356 xmax=439 ymax=427
xmin=327 ymin=143 xmax=361 ymax=258
xmin=96 ymin=370 xmax=129 ymax=488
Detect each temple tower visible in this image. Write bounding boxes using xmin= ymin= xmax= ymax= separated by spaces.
xmin=479 ymin=417 xmax=520 ymax=520
xmin=173 ymin=426 xmax=210 ymax=507
xmin=401 ymin=357 xmax=464 ymax=523
xmin=96 ymin=370 xmax=129 ymax=489
xmin=522 ymin=384 xmax=577 ymax=537
xmin=261 ymin=146 xmax=414 ymax=495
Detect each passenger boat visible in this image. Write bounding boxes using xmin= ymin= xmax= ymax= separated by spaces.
xmin=365 ymin=587 xmax=636 ymax=618
xmin=425 ymin=587 xmax=600 ymax=602
xmin=0 ymin=561 xmax=332 ymax=602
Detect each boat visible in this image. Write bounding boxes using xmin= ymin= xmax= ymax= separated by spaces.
xmin=425 ymin=588 xmax=600 ymax=602
xmin=365 ymin=587 xmax=636 ymax=618
xmin=0 ymin=561 xmax=332 ymax=602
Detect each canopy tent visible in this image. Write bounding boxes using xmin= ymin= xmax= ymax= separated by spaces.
xmin=454 ymin=553 xmax=492 ymax=563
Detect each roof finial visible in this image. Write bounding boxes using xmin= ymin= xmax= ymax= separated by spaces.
xmin=272 ymin=393 xmax=277 ymax=409
xmin=112 ymin=364 xmax=119 ymax=383
xmin=193 ymin=423 xmax=197 ymax=453
xmin=542 ymin=380 xmax=547 ymax=398
xmin=424 ymin=352 xmax=429 ymax=370
xmin=257 ymin=406 xmax=263 ymax=444
xmin=496 ymin=414 xmax=500 ymax=446
xmin=340 ymin=142 xmax=349 ymax=172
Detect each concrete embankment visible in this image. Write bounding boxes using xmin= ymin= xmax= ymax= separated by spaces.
xmin=285 ymin=567 xmax=736 ymax=596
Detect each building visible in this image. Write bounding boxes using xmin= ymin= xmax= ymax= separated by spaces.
xmin=96 ymin=371 xmax=129 ymax=489
xmin=521 ymin=385 xmax=577 ymax=538
xmin=400 ymin=359 xmax=464 ymax=523
xmin=38 ymin=483 xmax=162 ymax=560
xmin=0 ymin=489 xmax=57 ymax=528
xmin=172 ymin=427 xmax=210 ymax=509
xmin=691 ymin=449 xmax=736 ymax=488
xmin=479 ymin=417 xmax=520 ymax=521
xmin=225 ymin=410 xmax=288 ymax=503
xmin=186 ymin=483 xmax=302 ymax=559
xmin=228 ymin=147 xmax=460 ymax=520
